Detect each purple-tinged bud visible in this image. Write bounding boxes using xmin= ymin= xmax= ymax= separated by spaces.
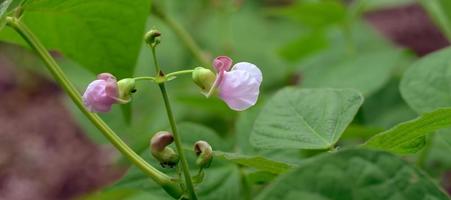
xmin=150 ymin=131 xmax=179 ymax=168
xmin=213 ymin=56 xmax=233 ymax=72
xmin=83 ymin=73 xmax=119 ymax=113
xmin=192 ymin=67 xmax=216 ymax=95
xmin=194 ymin=141 xmax=213 ymax=168
xmin=117 ymin=78 xmax=136 ymax=102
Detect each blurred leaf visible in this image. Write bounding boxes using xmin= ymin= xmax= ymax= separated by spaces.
xmin=400 ymin=47 xmax=451 ymax=114
xmin=246 ymin=171 xmax=277 ymax=185
xmin=0 ymin=0 xmax=150 ymax=78
xmin=422 ymin=128 xmax=451 ymax=177
xmin=341 ymin=125 xmax=383 ymax=140
xmin=256 ymin=149 xmax=449 ymax=200
xmin=269 ymin=1 xmax=347 ymax=28
xmin=363 ymin=108 xmax=451 ymax=154
xmin=421 ymin=0 xmax=451 ymax=39
xmin=302 ymin=50 xmax=407 ymax=96
xmin=178 ymin=122 xmax=233 ymax=152
xmin=362 ymin=78 xmax=417 ymax=129
xmin=359 ymin=0 xmax=416 ymax=11
xmin=0 ymin=0 xmax=12 ymax=31
xmin=79 ymin=189 xmax=163 ymax=200
xmin=214 ymin=151 xmax=294 ymax=174
xmin=251 ymin=88 xmax=363 ymax=150
xmin=278 ymin=30 xmax=328 ymax=62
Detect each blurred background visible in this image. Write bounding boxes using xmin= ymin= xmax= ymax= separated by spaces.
xmin=1 ymin=0 xmax=451 ymax=199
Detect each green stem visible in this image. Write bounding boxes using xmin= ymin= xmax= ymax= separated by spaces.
xmin=151 ymin=47 xmax=161 ymax=74
xmin=5 ymin=17 xmax=182 ymax=198
xmin=158 ymin=83 xmax=198 ymax=200
xmin=150 ymin=46 xmax=197 ymax=199
xmin=166 ymin=69 xmax=194 ymax=78
xmin=152 ymin=4 xmax=210 ymax=69
xmin=134 ymin=76 xmax=156 ymax=81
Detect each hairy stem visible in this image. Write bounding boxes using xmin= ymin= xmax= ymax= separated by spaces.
xmin=152 ymin=4 xmax=210 ymax=69
xmin=151 ymin=47 xmax=198 ymax=200
xmin=5 ymin=17 xmax=182 ymax=198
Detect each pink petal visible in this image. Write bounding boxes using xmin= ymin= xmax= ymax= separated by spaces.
xmin=83 ymin=79 xmax=118 ymax=113
xmin=97 ymin=73 xmax=116 ymax=81
xmin=213 ymin=56 xmax=233 ymax=72
xmin=218 ymin=70 xmax=261 ymax=111
xmin=232 ymin=62 xmax=262 ymax=83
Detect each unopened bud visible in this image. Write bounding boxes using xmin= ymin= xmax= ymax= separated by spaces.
xmin=194 ymin=141 xmax=213 ymax=168
xmin=192 ymin=67 xmax=216 ymax=94
xmin=117 ymin=78 xmax=136 ymax=102
xmin=150 ymin=131 xmax=179 ymax=168
xmin=145 ymin=29 xmax=161 ymax=47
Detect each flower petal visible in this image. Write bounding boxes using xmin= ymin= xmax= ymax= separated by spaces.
xmin=97 ymin=73 xmax=116 ymax=81
xmin=218 ymin=70 xmax=261 ymax=111
xmin=83 ymin=79 xmax=118 ymax=112
xmin=232 ymin=62 xmax=262 ymax=83
xmin=213 ymin=56 xmax=233 ymax=72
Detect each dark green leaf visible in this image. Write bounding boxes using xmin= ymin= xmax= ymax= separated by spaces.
xmin=256 ymin=149 xmax=449 ymax=200
xmin=363 ymin=108 xmax=451 ymax=154
xmin=0 ymin=0 xmax=150 ymax=78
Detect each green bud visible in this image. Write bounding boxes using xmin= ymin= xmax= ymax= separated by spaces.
xmin=117 ymin=78 xmax=136 ymax=102
xmin=192 ymin=67 xmax=216 ymax=94
xmin=144 ymin=29 xmax=161 ymax=47
xmin=150 ymin=131 xmax=179 ymax=168
xmin=194 ymin=141 xmax=213 ymax=169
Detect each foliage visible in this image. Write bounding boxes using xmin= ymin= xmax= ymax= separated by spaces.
xmin=2 ymin=0 xmax=451 ymax=199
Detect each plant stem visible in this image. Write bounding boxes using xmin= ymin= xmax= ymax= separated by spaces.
xmin=159 ymin=84 xmax=197 ymax=200
xmin=5 ymin=17 xmax=182 ymax=198
xmin=150 ymin=47 xmax=198 ymax=200
xmin=166 ymin=69 xmax=194 ymax=78
xmin=151 ymin=47 xmax=161 ymax=74
xmin=152 ymin=4 xmax=210 ymax=69
xmin=134 ymin=76 xmax=156 ymax=81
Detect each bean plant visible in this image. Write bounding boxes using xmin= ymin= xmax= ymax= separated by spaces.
xmin=2 ymin=0 xmax=451 ymax=200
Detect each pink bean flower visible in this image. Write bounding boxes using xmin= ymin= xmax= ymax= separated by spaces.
xmin=83 ymin=73 xmax=120 ymax=113
xmin=209 ymin=56 xmax=262 ymax=111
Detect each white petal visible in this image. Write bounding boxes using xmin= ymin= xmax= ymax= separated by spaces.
xmin=232 ymin=62 xmax=262 ymax=83
xmin=218 ymin=70 xmax=261 ymax=111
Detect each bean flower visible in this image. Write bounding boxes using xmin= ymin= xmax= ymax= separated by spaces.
xmin=210 ymin=56 xmax=262 ymax=111
xmin=83 ymin=73 xmax=134 ymax=112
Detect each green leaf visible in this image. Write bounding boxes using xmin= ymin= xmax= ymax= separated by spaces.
xmin=363 ymin=108 xmax=451 ymax=154
xmin=251 ymin=88 xmax=363 ymax=150
xmin=0 ymin=0 xmax=150 ymax=78
xmin=278 ymin=30 xmax=328 ymax=62
xmin=213 ymin=151 xmax=293 ymax=174
xmin=400 ymin=47 xmax=451 ymax=114
xmin=421 ymin=0 xmax=451 ymax=39
xmin=0 ymin=0 xmax=12 ymax=30
xmin=302 ymin=50 xmax=407 ymax=96
xmin=79 ymin=189 xmax=162 ymax=200
xmin=269 ymin=1 xmax=347 ymax=28
xmin=256 ymin=149 xmax=449 ymax=200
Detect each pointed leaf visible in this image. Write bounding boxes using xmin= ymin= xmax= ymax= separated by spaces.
xmin=251 ymin=88 xmax=363 ymax=150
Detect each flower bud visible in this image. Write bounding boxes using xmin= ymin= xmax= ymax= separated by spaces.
xmin=83 ymin=73 xmax=119 ymax=112
xmin=145 ymin=29 xmax=161 ymax=47
xmin=194 ymin=141 xmax=213 ymax=168
xmin=150 ymin=131 xmax=179 ymax=168
xmin=192 ymin=67 xmax=216 ymax=94
xmin=117 ymin=78 xmax=136 ymax=102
